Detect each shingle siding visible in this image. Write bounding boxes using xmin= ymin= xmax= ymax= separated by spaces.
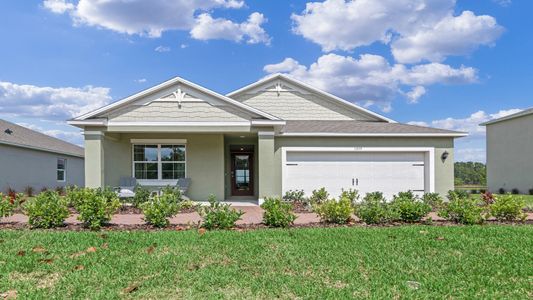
xmin=105 ymin=101 xmax=251 ymax=122
xmin=234 ymin=91 xmax=377 ymax=121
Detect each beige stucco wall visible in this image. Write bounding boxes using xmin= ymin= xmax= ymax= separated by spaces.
xmin=88 ymin=133 xmax=225 ymax=201
xmin=267 ymin=137 xmax=455 ymax=198
xmin=486 ymin=113 xmax=533 ymax=193
xmin=234 ymin=90 xmax=377 ymax=121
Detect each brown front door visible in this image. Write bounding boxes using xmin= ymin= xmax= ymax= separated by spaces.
xmin=231 ymin=152 xmax=254 ymax=196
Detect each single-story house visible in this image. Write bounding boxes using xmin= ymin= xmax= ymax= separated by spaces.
xmin=68 ymin=74 xmax=466 ymax=203
xmin=481 ymin=108 xmax=533 ymax=194
xmin=0 ymin=119 xmax=84 ymax=193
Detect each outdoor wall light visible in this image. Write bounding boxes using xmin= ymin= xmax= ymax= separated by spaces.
xmin=441 ymin=151 xmax=449 ymax=162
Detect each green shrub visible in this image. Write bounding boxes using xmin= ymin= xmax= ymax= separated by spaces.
xmin=309 ymin=187 xmax=329 ymax=204
xmin=161 ymin=185 xmax=183 ymax=201
xmin=391 ymin=191 xmax=431 ymax=223
xmin=141 ymin=193 xmax=180 ymax=227
xmin=355 ymin=192 xmax=398 ymax=224
xmin=422 ymin=192 xmax=444 ymax=210
xmin=74 ymin=187 xmax=121 ymax=230
xmin=313 ymin=197 xmax=353 ymax=224
xmin=132 ymin=185 xmax=151 ymax=207
xmin=24 ymin=191 xmax=69 ymax=228
xmin=438 ymin=196 xmax=487 ymax=225
xmin=490 ymin=194 xmax=526 ymax=222
xmin=447 ymin=190 xmax=469 ymax=201
xmin=197 ymin=195 xmax=244 ymax=230
xmin=65 ymin=186 xmax=92 ymax=207
xmin=178 ymin=200 xmax=199 ymax=211
xmin=261 ymin=197 xmax=297 ymax=227
xmin=0 ymin=192 xmax=17 ymax=218
xmin=340 ymin=188 xmax=360 ymax=204
xmin=283 ymin=189 xmax=305 ymax=203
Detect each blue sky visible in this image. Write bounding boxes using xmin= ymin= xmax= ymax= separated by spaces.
xmin=0 ymin=0 xmax=531 ymax=162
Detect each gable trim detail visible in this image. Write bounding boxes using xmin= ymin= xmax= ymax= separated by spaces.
xmin=227 ymin=73 xmax=396 ymax=123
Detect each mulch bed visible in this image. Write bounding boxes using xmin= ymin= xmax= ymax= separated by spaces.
xmin=291 ymin=202 xmax=312 ymax=213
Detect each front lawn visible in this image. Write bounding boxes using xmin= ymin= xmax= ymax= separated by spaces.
xmin=1 ymin=226 xmax=532 ymax=299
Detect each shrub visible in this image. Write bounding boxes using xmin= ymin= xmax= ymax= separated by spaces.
xmin=24 ymin=186 xmax=34 ymax=197
xmin=421 ymin=193 xmax=444 ymax=210
xmin=498 ymin=188 xmax=506 ymax=194
xmin=178 ymin=200 xmax=198 ymax=211
xmin=309 ymin=187 xmax=329 ymax=204
xmin=391 ymin=191 xmax=431 ymax=223
xmin=197 ymin=195 xmax=244 ymax=230
xmin=438 ymin=196 xmax=487 ymax=225
xmin=511 ymin=188 xmax=520 ymax=195
xmin=161 ymin=185 xmax=183 ymax=201
xmin=340 ymin=188 xmax=360 ymax=204
xmin=74 ymin=187 xmax=121 ymax=230
xmin=141 ymin=193 xmax=180 ymax=227
xmin=65 ymin=186 xmax=92 ymax=207
xmin=283 ymin=189 xmax=305 ymax=203
xmin=447 ymin=190 xmax=469 ymax=201
xmin=24 ymin=191 xmax=69 ymax=228
xmin=0 ymin=193 xmax=17 ymax=218
xmin=132 ymin=185 xmax=151 ymax=207
xmin=313 ymin=197 xmax=353 ymax=224
xmin=480 ymin=191 xmax=495 ymax=205
xmin=490 ymin=194 xmax=526 ymax=222
xmin=355 ymin=192 xmax=399 ymax=224
xmin=55 ymin=186 xmax=65 ymax=196
xmin=261 ymin=197 xmax=297 ymax=227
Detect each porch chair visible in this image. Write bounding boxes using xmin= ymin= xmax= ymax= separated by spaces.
xmin=177 ymin=178 xmax=191 ymax=200
xmin=116 ymin=176 xmax=137 ymax=198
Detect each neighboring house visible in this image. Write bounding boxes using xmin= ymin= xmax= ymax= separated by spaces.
xmin=68 ymin=74 xmax=466 ymax=203
xmin=0 ymin=119 xmax=84 ymax=193
xmin=481 ymin=108 xmax=533 ymax=194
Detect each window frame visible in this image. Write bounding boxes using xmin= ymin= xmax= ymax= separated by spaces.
xmin=57 ymin=158 xmax=66 ymax=182
xmin=131 ymin=143 xmax=187 ymax=183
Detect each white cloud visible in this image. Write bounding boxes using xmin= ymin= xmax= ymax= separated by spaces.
xmin=264 ymin=53 xmax=477 ymax=110
xmin=408 ymin=108 xmax=523 ymax=162
xmin=190 ymin=12 xmax=271 ymax=44
xmin=43 ymin=0 xmax=250 ymax=39
xmin=291 ymin=0 xmax=503 ymax=63
xmin=391 ymin=11 xmax=503 ymax=63
xmin=154 ymin=45 xmax=170 ymax=52
xmin=0 ymin=81 xmax=112 ymax=120
xmin=493 ymin=0 xmax=512 ymax=7
xmin=43 ymin=0 xmax=74 ymax=14
xmin=134 ymin=78 xmax=147 ymax=83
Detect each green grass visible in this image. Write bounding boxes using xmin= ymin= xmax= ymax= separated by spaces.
xmin=1 ymin=226 xmax=532 ymax=299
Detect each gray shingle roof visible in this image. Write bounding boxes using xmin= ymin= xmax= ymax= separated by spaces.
xmin=280 ymin=120 xmax=466 ymax=136
xmin=0 ymin=119 xmax=84 ymax=157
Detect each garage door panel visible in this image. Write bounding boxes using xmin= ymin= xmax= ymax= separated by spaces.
xmin=284 ymin=151 xmax=426 ymax=199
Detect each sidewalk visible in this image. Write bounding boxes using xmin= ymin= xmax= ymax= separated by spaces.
xmin=2 ymin=207 xmax=532 ymax=226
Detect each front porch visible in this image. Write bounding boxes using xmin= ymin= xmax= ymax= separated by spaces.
xmin=83 ymin=130 xmax=278 ymax=204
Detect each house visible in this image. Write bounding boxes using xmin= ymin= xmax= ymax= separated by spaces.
xmin=481 ymin=108 xmax=533 ymax=194
xmin=0 ymin=119 xmax=84 ymax=193
xmin=68 ymin=74 xmax=466 ymax=203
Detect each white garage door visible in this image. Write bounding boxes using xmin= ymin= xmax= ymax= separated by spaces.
xmin=284 ymin=151 xmax=426 ymax=199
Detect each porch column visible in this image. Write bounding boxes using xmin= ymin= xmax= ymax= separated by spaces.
xmin=84 ymin=130 xmax=105 ymax=188
xmin=258 ymin=131 xmax=276 ymax=204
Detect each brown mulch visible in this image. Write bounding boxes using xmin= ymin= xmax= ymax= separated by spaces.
xmin=291 ymin=202 xmax=312 ymax=213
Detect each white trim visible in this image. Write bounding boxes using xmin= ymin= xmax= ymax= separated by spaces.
xmin=83 ymin=130 xmax=105 ymax=136
xmin=227 ymin=73 xmax=396 ymax=123
xmin=73 ymin=76 xmax=280 ymax=121
xmin=68 ymin=119 xmax=107 ymax=126
xmin=56 ymin=158 xmax=67 ymax=182
xmin=131 ymin=143 xmax=187 ymax=182
xmin=108 ymin=121 xmax=250 ymax=127
xmin=281 ymin=146 xmax=435 ymax=196
xmin=251 ymin=120 xmax=286 ymax=126
xmin=258 ymin=131 xmax=275 ymax=137
xmin=279 ymin=132 xmax=467 ymax=137
xmin=130 ymin=139 xmax=187 ymax=144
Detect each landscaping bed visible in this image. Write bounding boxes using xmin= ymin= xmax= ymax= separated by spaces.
xmin=0 ymin=226 xmax=531 ymax=299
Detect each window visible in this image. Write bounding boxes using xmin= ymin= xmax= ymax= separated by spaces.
xmin=57 ymin=158 xmax=66 ymax=182
xmin=133 ymin=144 xmax=186 ymax=180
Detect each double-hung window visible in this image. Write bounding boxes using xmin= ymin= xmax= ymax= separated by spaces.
xmin=133 ymin=144 xmax=186 ymax=180
xmin=57 ymin=158 xmax=66 ymax=182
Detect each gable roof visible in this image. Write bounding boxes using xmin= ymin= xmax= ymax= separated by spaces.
xmin=73 ymin=76 xmax=281 ymax=121
xmin=480 ymin=108 xmax=532 ymax=126
xmin=227 ymin=73 xmax=396 ymax=123
xmin=0 ymin=119 xmax=84 ymax=157
xmin=280 ymin=120 xmax=467 ymax=137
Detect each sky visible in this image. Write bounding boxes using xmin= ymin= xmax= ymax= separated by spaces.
xmin=0 ymin=0 xmax=531 ymax=162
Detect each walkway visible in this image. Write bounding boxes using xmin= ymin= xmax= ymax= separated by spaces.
xmin=2 ymin=207 xmax=532 ymax=226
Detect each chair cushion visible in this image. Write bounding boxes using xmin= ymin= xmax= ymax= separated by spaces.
xmin=118 ymin=188 xmax=135 ymax=198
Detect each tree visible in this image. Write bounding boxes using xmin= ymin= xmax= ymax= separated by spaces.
xmin=454 ymin=162 xmax=486 ymax=186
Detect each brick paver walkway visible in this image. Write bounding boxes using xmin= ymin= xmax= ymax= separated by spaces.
xmin=2 ymin=207 xmax=532 ymax=226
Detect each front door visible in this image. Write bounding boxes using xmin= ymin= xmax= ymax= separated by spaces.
xmin=231 ymin=152 xmax=254 ymax=196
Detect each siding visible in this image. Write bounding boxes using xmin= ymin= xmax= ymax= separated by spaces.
xmin=234 ymin=90 xmax=377 ymax=121
xmin=105 ymin=101 xmax=250 ymax=122
xmin=0 ymin=144 xmax=84 ymax=192
xmin=486 ymin=113 xmax=533 ymax=193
